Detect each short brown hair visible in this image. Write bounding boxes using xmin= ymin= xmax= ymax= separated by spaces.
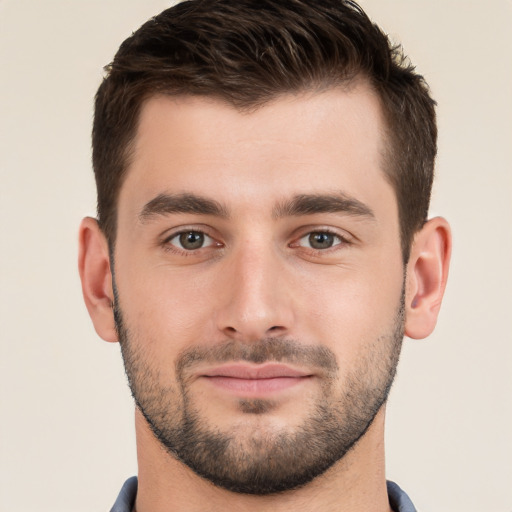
xmin=93 ymin=0 xmax=437 ymax=261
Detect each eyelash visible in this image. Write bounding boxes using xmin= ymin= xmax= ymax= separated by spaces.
xmin=161 ymin=228 xmax=221 ymax=255
xmin=291 ymin=229 xmax=352 ymax=253
xmin=160 ymin=227 xmax=353 ymax=256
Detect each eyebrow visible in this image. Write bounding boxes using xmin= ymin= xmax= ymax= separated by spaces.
xmin=272 ymin=193 xmax=375 ymax=220
xmin=139 ymin=193 xmax=229 ymax=222
xmin=138 ymin=191 xmax=375 ymax=223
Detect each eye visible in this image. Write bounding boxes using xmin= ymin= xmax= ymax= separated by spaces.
xmin=168 ymin=231 xmax=214 ymax=250
xmin=298 ymin=231 xmax=344 ymax=250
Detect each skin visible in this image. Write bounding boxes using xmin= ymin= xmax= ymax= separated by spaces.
xmin=79 ymin=83 xmax=451 ymax=512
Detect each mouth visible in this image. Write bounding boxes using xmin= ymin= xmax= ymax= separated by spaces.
xmin=199 ymin=363 xmax=314 ymax=396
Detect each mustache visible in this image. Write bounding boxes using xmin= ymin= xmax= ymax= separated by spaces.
xmin=175 ymin=338 xmax=339 ymax=377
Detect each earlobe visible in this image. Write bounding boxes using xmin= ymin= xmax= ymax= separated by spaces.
xmin=78 ymin=217 xmax=118 ymax=343
xmin=404 ymin=217 xmax=452 ymax=340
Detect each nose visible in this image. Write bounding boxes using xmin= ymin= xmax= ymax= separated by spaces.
xmin=215 ymin=246 xmax=295 ymax=342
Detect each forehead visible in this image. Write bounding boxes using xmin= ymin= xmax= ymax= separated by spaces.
xmin=119 ymin=84 xmax=394 ymax=220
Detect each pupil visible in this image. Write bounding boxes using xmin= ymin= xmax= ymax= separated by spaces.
xmin=180 ymin=231 xmax=204 ymax=249
xmin=309 ymin=232 xmax=333 ymax=249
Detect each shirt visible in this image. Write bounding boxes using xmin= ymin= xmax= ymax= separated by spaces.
xmin=110 ymin=477 xmax=417 ymax=511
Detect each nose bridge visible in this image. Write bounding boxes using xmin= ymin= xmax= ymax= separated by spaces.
xmin=216 ymin=240 xmax=293 ymax=341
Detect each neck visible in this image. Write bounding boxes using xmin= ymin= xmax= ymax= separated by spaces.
xmin=134 ymin=408 xmax=392 ymax=512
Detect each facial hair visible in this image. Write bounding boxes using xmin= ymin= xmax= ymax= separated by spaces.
xmin=114 ymin=288 xmax=405 ymax=495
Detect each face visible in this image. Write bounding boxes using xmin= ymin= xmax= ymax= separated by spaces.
xmin=113 ymin=85 xmax=406 ymax=494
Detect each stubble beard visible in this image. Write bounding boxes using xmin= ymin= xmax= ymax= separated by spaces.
xmin=114 ymin=292 xmax=405 ymax=495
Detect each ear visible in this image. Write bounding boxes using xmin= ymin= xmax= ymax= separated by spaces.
xmin=404 ymin=217 xmax=452 ymax=339
xmin=78 ymin=217 xmax=118 ymax=343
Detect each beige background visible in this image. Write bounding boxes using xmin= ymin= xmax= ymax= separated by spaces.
xmin=1 ymin=1 xmax=511 ymax=510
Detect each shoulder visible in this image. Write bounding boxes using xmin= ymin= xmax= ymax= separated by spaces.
xmin=387 ymin=480 xmax=417 ymax=512
xmin=110 ymin=476 xmax=138 ymax=512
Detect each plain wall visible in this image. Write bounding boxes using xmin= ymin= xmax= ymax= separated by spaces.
xmin=1 ymin=1 xmax=511 ymax=510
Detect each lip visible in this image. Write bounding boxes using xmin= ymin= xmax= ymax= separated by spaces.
xmin=202 ymin=363 xmax=311 ymax=379
xmin=199 ymin=363 xmax=313 ymax=396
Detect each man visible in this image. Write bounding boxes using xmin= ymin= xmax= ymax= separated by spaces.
xmin=78 ymin=0 xmax=451 ymax=510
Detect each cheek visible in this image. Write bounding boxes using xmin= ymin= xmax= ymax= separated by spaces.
xmin=116 ymin=257 xmax=219 ymax=343
xmin=300 ymin=261 xmax=404 ymax=357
